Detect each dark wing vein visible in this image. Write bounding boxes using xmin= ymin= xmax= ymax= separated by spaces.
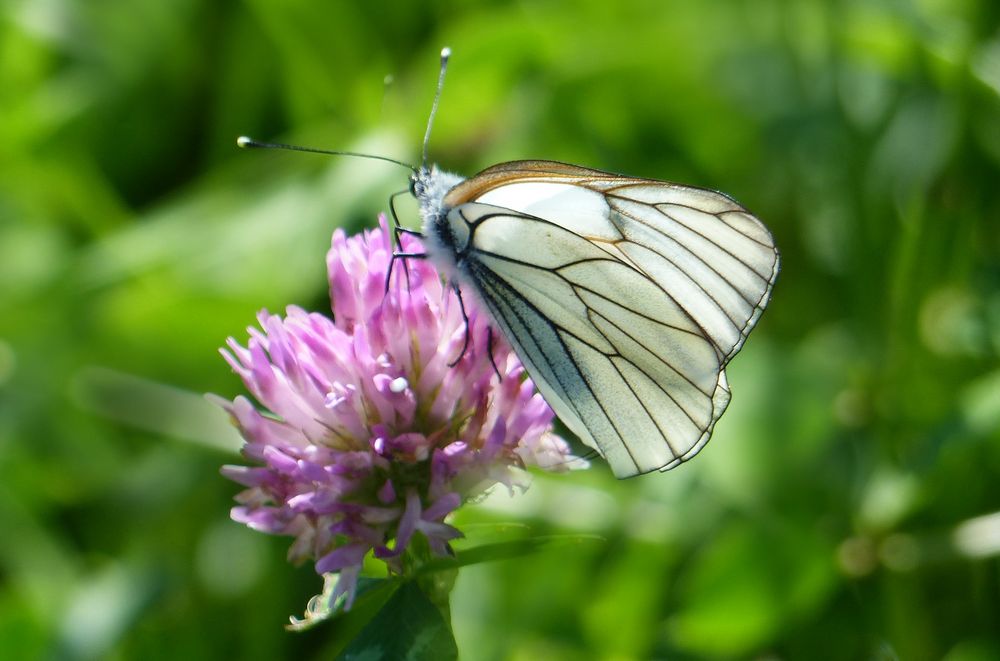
xmin=607 ymin=201 xmax=747 ymax=346
xmin=649 ymin=202 xmax=773 ymax=281
xmin=610 ymin=197 xmax=761 ymax=309
xmin=472 ymin=250 xmax=707 ymax=342
xmin=469 ymin=260 xmax=642 ymax=473
xmin=602 ymin=194 xmax=778 ymax=361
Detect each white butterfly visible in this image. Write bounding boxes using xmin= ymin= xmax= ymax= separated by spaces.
xmin=414 ymin=157 xmax=779 ymax=478
xmin=241 ymin=48 xmax=779 ymax=478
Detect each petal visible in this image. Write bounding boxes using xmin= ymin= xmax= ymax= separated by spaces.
xmin=316 ymin=542 xmax=369 ymax=574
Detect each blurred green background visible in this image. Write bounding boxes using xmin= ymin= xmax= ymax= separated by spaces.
xmin=2 ymin=0 xmax=1000 ymax=659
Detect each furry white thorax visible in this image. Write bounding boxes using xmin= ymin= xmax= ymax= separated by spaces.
xmin=414 ymin=164 xmax=465 ymax=278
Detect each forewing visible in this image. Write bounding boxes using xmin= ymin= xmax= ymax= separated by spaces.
xmin=468 ymin=167 xmax=780 ymax=363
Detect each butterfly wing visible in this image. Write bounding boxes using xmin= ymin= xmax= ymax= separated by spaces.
xmin=445 ymin=161 xmax=779 ymax=478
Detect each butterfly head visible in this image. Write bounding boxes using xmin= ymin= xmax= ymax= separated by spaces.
xmin=408 ymin=168 xmax=426 ymax=200
xmin=412 ymin=165 xmax=464 ymax=226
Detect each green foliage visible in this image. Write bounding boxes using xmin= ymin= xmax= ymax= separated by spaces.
xmin=337 ymin=582 xmax=457 ymax=661
xmin=2 ymin=0 xmax=999 ymax=659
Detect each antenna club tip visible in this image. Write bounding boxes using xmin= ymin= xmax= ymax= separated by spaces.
xmin=440 ymin=46 xmax=451 ymax=59
xmin=236 ymin=135 xmax=254 ymax=148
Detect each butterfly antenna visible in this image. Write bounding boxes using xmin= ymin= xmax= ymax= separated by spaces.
xmin=421 ymin=47 xmax=451 ymax=168
xmin=236 ymin=136 xmax=417 ymax=173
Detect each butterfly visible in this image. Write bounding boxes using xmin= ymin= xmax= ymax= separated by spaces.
xmin=240 ymin=48 xmax=779 ymax=478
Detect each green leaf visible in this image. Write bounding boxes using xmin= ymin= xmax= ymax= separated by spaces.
xmin=418 ymin=534 xmax=605 ymax=573
xmin=336 ymin=581 xmax=457 ymax=661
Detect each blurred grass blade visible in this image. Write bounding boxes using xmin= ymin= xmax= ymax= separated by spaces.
xmin=419 ymin=534 xmax=605 ymax=574
xmin=70 ymin=366 xmax=243 ymax=453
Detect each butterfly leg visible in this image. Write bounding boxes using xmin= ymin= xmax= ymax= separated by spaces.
xmin=384 ymin=251 xmax=427 ymax=296
xmin=388 ymin=190 xmax=426 ymax=246
xmin=387 ymin=189 xmax=421 ymax=291
xmin=388 ymin=189 xmax=405 ymax=233
xmin=448 ymin=284 xmax=471 ymax=368
xmin=393 ymin=225 xmax=426 ymax=286
xmin=486 ymin=326 xmax=502 ymax=381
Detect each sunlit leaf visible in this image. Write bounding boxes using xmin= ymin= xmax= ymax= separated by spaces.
xmin=336 ymin=582 xmax=457 ymax=661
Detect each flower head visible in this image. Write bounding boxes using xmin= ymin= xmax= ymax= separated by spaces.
xmin=216 ymin=217 xmax=581 ymax=608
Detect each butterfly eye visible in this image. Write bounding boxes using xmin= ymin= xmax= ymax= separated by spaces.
xmin=409 ymin=175 xmax=420 ymax=198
